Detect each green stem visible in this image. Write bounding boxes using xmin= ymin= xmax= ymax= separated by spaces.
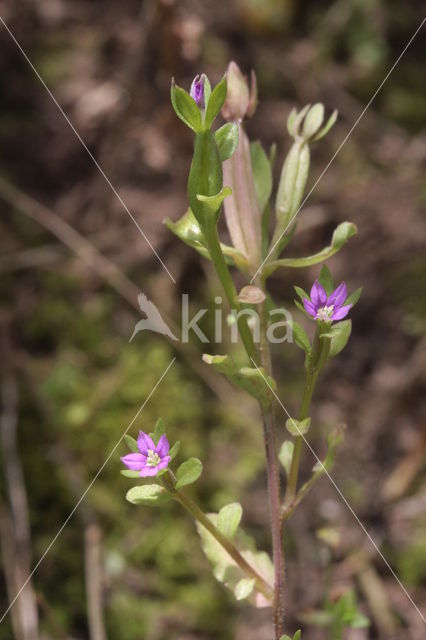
xmin=202 ymin=222 xmax=258 ymax=361
xmin=284 ymin=323 xmax=330 ymax=504
xmin=167 ymin=479 xmax=273 ymax=600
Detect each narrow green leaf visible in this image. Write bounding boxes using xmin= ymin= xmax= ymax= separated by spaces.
xmin=168 ymin=440 xmax=180 ymax=461
xmin=278 ymin=440 xmax=294 ymax=476
xmin=318 ymin=264 xmax=334 ymax=295
xmin=196 ymin=186 xmax=232 ymax=217
xmin=289 ymin=319 xmax=311 ymax=353
xmin=345 ymin=286 xmax=362 ymax=307
xmin=202 ymin=354 xmax=276 ymax=405
xmin=250 ymin=141 xmax=273 ymax=212
xmin=293 ymin=631 xmax=302 ymax=640
xmin=215 ymin=122 xmax=239 ymax=161
xmin=312 ymin=109 xmax=338 ymax=141
xmin=294 ymin=285 xmax=310 ymax=301
xmin=203 ymin=75 xmax=212 ymax=107
xmin=124 ymin=434 xmax=138 ymax=453
xmin=234 ymin=577 xmax=255 ymax=600
xmin=175 ymin=458 xmax=203 ymax=489
xmin=126 ymin=484 xmax=170 ymax=506
xmin=154 ymin=418 xmax=166 ymax=443
xmin=217 ymin=503 xmax=243 ymax=539
xmin=321 ymin=319 xmax=352 ymax=357
xmin=265 ymin=222 xmax=357 ymax=274
xmin=204 ymin=76 xmax=227 ymax=128
xmin=171 ymin=81 xmax=202 ymax=132
xmin=302 ymin=103 xmax=324 ymax=139
xmin=286 ymin=107 xmax=298 ymax=137
xmin=120 ymin=469 xmax=140 ymax=478
xmin=285 ymin=417 xmax=311 ymax=437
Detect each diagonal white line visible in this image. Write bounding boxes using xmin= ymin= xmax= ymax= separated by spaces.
xmin=0 ymin=357 xmax=176 ymax=625
xmin=0 ymin=16 xmax=176 ymax=284
xmin=250 ymin=357 xmax=426 ymax=624
xmin=250 ymin=16 xmax=426 ymax=283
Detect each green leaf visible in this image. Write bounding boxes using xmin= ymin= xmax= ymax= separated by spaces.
xmin=289 ymin=318 xmax=311 ymax=353
xmin=215 ymin=122 xmax=239 ymax=161
xmin=196 ymin=186 xmax=232 ymax=217
xmin=126 ymin=484 xmax=170 ymax=506
xmin=265 ymin=222 xmax=357 ymax=275
xmin=203 ymin=74 xmax=212 ymax=107
xmin=202 ymin=354 xmax=276 ymax=405
xmin=286 ymin=107 xmax=298 ymax=137
xmin=285 ymin=417 xmax=311 ymax=437
xmin=165 ymin=208 xmax=245 ymax=268
xmin=250 ymin=141 xmax=273 ymax=212
xmin=120 ymin=469 xmax=140 ymax=478
xmin=175 ymin=458 xmax=203 ymax=489
xmin=124 ymin=434 xmax=138 ymax=453
xmin=274 ymin=140 xmax=310 ymax=236
xmin=321 ymin=320 xmax=352 ymax=357
xmin=280 ymin=633 xmax=302 ymax=640
xmin=312 ymin=109 xmax=338 ymax=141
xmin=217 ymin=503 xmax=243 ymax=539
xmin=204 ymin=76 xmax=227 ymax=128
xmin=168 ymin=440 xmax=180 ymax=461
xmin=302 ymin=103 xmax=325 ymax=139
xmin=171 ymin=81 xmax=202 ymax=132
xmin=278 ymin=440 xmax=294 ymax=476
xmin=345 ymin=286 xmax=362 ymax=307
xmin=154 ymin=418 xmax=166 ymax=443
xmin=234 ymin=578 xmax=255 ymax=600
xmin=350 ymin=612 xmax=370 ymax=628
xmin=195 ymin=513 xmax=274 ymax=604
xmin=294 ymin=285 xmax=310 ymax=301
xmin=318 ymin=264 xmax=334 ymax=295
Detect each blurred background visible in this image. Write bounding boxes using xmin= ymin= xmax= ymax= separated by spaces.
xmin=0 ymin=0 xmax=425 ymax=638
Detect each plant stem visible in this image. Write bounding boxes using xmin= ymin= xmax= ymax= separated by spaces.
xmin=284 ymin=323 xmax=330 ymax=505
xmin=170 ymin=483 xmax=273 ymax=600
xmin=202 ymin=222 xmax=258 ymax=361
xmin=257 ymin=282 xmax=286 ymax=638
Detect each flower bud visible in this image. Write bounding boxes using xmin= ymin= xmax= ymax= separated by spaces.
xmin=221 ymin=62 xmax=257 ymax=121
xmin=190 ymin=74 xmax=206 ymax=108
xmin=223 ymin=124 xmax=262 ymax=272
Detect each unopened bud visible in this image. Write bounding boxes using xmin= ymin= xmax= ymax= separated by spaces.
xmin=222 ymin=61 xmax=257 ymax=121
xmin=190 ymin=74 xmax=205 ymax=108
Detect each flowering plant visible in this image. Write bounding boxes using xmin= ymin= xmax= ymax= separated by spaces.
xmin=121 ymin=63 xmax=362 ymax=639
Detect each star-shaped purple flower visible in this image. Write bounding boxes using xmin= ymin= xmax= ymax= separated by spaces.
xmin=121 ymin=431 xmax=171 ymax=477
xmin=190 ymin=74 xmax=205 ymax=108
xmin=303 ymin=280 xmax=352 ymax=322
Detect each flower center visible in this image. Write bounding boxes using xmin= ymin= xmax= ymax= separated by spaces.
xmin=316 ymin=305 xmax=334 ymax=321
xmin=146 ymin=449 xmax=161 ymax=467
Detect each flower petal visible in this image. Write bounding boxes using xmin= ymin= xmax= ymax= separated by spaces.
xmin=137 ymin=431 xmax=156 ymax=454
xmin=310 ymin=280 xmax=327 ymax=307
xmin=139 ymin=465 xmax=159 ymax=477
xmin=156 ymin=434 xmax=170 ymax=457
xmin=327 ymin=282 xmax=347 ymax=308
xmin=303 ymin=298 xmax=317 ymax=318
xmin=156 ymin=456 xmax=171 ymax=471
xmin=121 ymin=453 xmax=146 ymax=471
xmin=331 ymin=304 xmax=352 ymax=321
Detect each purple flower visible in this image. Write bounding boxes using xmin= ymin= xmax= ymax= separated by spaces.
xmin=303 ymin=281 xmax=352 ymax=322
xmin=121 ymin=431 xmax=171 ymax=477
xmin=190 ymin=74 xmax=205 ymax=108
